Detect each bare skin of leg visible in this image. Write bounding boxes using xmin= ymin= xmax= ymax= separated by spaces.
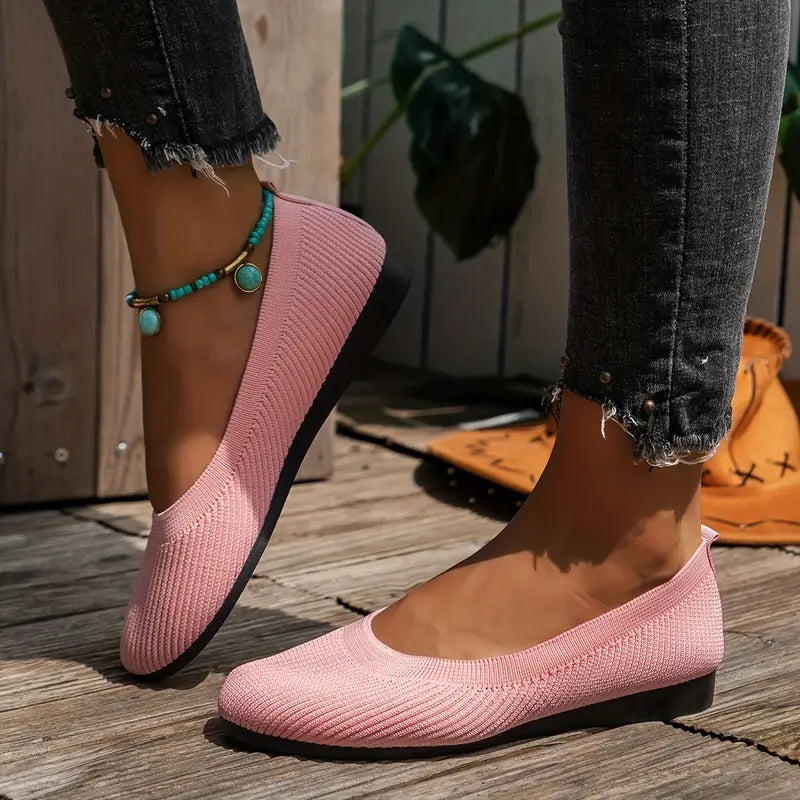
xmin=99 ymin=132 xmax=273 ymax=512
xmin=372 ymin=390 xmax=703 ymax=659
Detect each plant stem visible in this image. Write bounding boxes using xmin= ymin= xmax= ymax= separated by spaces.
xmin=340 ymin=10 xmax=561 ymax=185
xmin=341 ymin=11 xmax=561 ymax=101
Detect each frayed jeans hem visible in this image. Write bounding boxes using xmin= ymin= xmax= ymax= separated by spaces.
xmin=544 ymin=381 xmax=731 ymax=468
xmin=77 ymin=110 xmax=280 ymax=178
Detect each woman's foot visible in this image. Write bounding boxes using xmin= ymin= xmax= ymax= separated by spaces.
xmin=373 ymin=391 xmax=702 ymax=659
xmin=217 ymin=391 xmax=722 ymax=758
xmin=103 ymin=134 xmax=411 ymax=676
xmin=217 ymin=530 xmax=721 ymax=758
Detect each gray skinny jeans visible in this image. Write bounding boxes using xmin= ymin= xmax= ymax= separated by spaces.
xmin=42 ymin=0 xmax=791 ymax=465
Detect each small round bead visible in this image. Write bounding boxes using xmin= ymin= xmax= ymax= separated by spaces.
xmin=216 ymin=269 xmax=226 ymax=279
xmin=183 ymin=284 xmax=192 ymax=294
xmin=208 ymin=273 xmax=217 ymax=283
xmin=168 ymin=288 xmax=177 ymax=301
xmin=100 ymin=87 xmax=113 ymax=99
xmin=176 ymin=287 xmax=184 ymax=298
xmin=145 ymin=112 xmax=159 ymax=125
xmin=158 ymin=293 xmax=169 ymax=303
xmin=599 ymin=371 xmax=612 ymax=385
xmin=125 ymin=292 xmax=136 ymax=307
xmin=643 ymin=399 xmax=657 ymax=414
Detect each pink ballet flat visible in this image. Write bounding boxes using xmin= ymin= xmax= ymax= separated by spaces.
xmin=218 ymin=527 xmax=724 ymax=759
xmin=120 ymin=188 xmax=410 ymax=678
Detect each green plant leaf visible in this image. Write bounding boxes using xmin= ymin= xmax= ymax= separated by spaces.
xmin=390 ymin=25 xmax=538 ymax=260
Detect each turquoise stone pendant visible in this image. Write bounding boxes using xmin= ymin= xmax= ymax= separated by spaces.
xmin=138 ymin=307 xmax=161 ymax=336
xmin=234 ymin=263 xmax=263 ymax=293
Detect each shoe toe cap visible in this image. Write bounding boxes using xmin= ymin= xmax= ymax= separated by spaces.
xmin=120 ymin=524 xmax=249 ymax=676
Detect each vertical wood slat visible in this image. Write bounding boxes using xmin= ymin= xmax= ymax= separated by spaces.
xmin=777 ymin=3 xmax=800 ymax=378
xmin=95 ymin=180 xmax=144 ymax=497
xmin=341 ymin=0 xmax=370 ymax=210
xmin=369 ymin=0 xmax=442 ymax=369
xmin=0 ymin=1 xmax=101 ymax=504
xmin=504 ymin=0 xmax=568 ymax=381
xmin=240 ymin=0 xmax=343 ymax=206
xmin=748 ymin=166 xmax=788 ymax=324
xmin=782 ymin=198 xmax=800 ymax=379
xmin=426 ymin=0 xmax=519 ymax=377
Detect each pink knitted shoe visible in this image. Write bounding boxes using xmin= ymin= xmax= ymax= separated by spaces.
xmin=120 ymin=187 xmax=409 ymax=678
xmin=218 ymin=527 xmax=724 ymax=759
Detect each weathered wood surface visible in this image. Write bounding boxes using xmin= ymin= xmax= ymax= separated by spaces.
xmin=338 ymin=368 xmax=530 ymax=454
xmin=1 ymin=434 xmax=799 ymax=798
xmin=0 ymin=0 xmax=101 ymax=504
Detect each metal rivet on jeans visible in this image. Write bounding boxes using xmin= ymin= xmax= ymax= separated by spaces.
xmin=598 ymin=370 xmax=612 ymax=385
xmin=145 ymin=112 xmax=159 ymax=125
xmin=560 ymin=354 xmax=570 ymax=369
xmin=100 ymin=87 xmax=113 ymax=99
xmin=53 ymin=447 xmax=70 ymax=463
xmin=115 ymin=441 xmax=129 ymax=455
xmin=643 ymin=399 xmax=656 ymax=414
xmin=64 ymin=87 xmax=75 ymax=99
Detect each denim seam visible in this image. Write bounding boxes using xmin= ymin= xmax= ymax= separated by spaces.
xmin=146 ymin=0 xmax=192 ymax=144
xmin=666 ymin=0 xmax=691 ymax=441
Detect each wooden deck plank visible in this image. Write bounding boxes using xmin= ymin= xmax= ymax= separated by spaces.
xmin=338 ymin=370 xmax=530 ymax=454
xmin=3 ymin=703 xmax=796 ymax=799
xmin=680 ymin=546 xmax=800 ymax=761
xmin=0 ymin=510 xmax=144 ymax=588
xmin=2 ymin=436 xmax=798 ymax=797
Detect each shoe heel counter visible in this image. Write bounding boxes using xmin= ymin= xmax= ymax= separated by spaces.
xmin=694 ymin=543 xmax=725 ymax=674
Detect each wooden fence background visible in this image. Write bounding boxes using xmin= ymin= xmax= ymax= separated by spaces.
xmin=342 ymin=0 xmax=800 ymax=381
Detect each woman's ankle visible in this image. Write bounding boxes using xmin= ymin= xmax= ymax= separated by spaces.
xmin=507 ymin=390 xmax=704 ymax=600
xmin=98 ymin=129 xmax=265 ymax=295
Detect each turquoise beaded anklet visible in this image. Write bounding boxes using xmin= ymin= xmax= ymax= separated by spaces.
xmin=125 ymin=187 xmax=274 ymax=336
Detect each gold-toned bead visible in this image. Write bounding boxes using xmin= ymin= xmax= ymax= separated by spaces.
xmin=643 ymin=399 xmax=656 ymax=414
xmin=599 ymin=370 xmax=612 ymax=385
xmin=145 ymin=112 xmax=159 ymax=125
xmin=100 ymin=87 xmax=113 ymax=99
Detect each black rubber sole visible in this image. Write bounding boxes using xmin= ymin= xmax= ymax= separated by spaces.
xmin=136 ymin=254 xmax=411 ymax=681
xmin=218 ymin=672 xmax=716 ymax=761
